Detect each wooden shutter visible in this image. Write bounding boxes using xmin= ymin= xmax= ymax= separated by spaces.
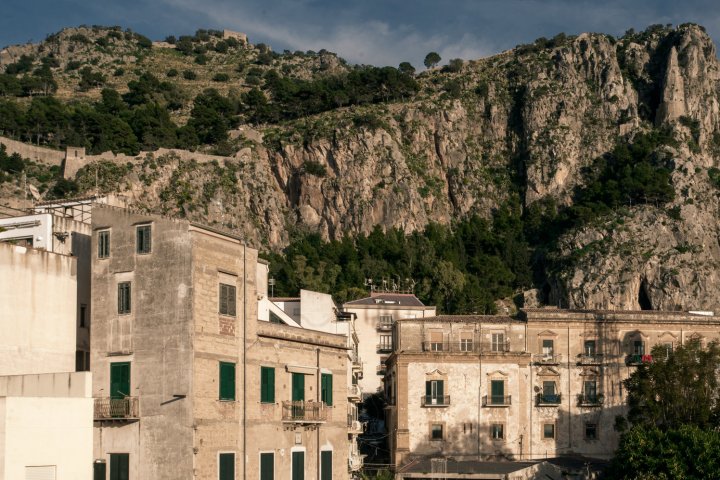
xmin=321 ymin=373 xmax=333 ymax=406
xmin=260 ymin=453 xmax=274 ymax=480
xmin=321 ymin=451 xmax=332 ymax=480
xmin=109 ymin=454 xmax=129 ymax=480
xmin=93 ymin=463 xmax=106 ymax=480
xmin=220 ymin=362 xmax=236 ymax=400
xmin=292 ymin=451 xmax=305 ymax=480
xmin=219 ymin=453 xmax=235 ymax=480
xmin=110 ymin=362 xmax=130 ymax=399
xmin=292 ymin=373 xmax=305 ymax=402
xmin=261 ymin=367 xmax=275 ymax=403
xmin=436 ymin=380 xmax=444 ymax=398
xmin=491 ymin=380 xmax=504 ymax=397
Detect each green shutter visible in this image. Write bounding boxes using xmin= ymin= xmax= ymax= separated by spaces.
xmin=93 ymin=462 xmax=106 ymax=480
xmin=292 ymin=373 xmax=305 ymax=401
xmin=219 ymin=453 xmax=235 ymax=480
xmin=220 ymin=362 xmax=236 ymax=401
xmin=292 ymin=451 xmax=304 ymax=480
xmin=321 ymin=451 xmax=332 ymax=480
xmin=261 ymin=367 xmax=275 ymax=403
xmin=321 ymin=373 xmax=333 ymax=406
xmin=491 ymin=380 xmax=504 ymax=397
xmin=437 ymin=380 xmax=444 ymax=398
xmin=109 ymin=454 xmax=129 ymax=480
xmin=110 ymin=362 xmax=130 ymax=399
xmin=260 ymin=453 xmax=274 ymax=480
xmin=425 ymin=381 xmax=431 ymax=396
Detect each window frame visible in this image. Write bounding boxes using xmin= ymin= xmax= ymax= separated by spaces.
xmin=260 ymin=366 xmax=275 ymax=404
xmin=491 ymin=423 xmax=504 ymax=440
xmin=491 ymin=332 xmax=505 ymax=352
xmin=321 ymin=373 xmax=333 ymax=406
xmin=135 ymin=224 xmax=152 ymax=255
xmin=219 ymin=361 xmax=236 ymax=401
xmin=219 ymin=283 xmax=237 ymax=317
xmin=117 ymin=282 xmax=131 ymax=315
xmin=219 ymin=452 xmax=235 ymax=480
xmin=259 ymin=451 xmax=274 ymax=480
xmin=430 ymin=423 xmax=444 ymax=441
xmin=543 ymin=423 xmax=555 ymax=439
xmin=585 ymin=422 xmax=598 ymax=440
xmin=98 ymin=229 xmax=110 ymax=259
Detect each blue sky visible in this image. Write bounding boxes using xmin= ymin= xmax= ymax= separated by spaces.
xmin=2 ymin=0 xmax=719 ymax=68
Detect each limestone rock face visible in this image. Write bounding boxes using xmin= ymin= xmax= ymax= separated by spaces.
xmin=3 ymin=24 xmax=719 ymax=311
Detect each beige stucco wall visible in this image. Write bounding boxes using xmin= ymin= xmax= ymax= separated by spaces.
xmin=0 ymin=372 xmax=92 ymax=480
xmin=0 ymin=243 xmax=76 ymax=375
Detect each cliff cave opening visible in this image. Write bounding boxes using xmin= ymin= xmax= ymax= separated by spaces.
xmin=638 ymin=280 xmax=653 ymax=310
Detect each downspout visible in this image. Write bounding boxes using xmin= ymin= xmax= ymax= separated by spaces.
xmin=243 ymin=245 xmax=247 ymax=480
xmin=477 ymin=322 xmax=482 ymax=460
xmin=567 ymin=325 xmax=571 ymax=451
xmin=317 ymin=347 xmax=321 ymax=480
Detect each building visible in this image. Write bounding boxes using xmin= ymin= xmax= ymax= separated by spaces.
xmin=261 ymin=287 xmax=366 ymax=475
xmin=91 ymin=205 xmax=351 ymax=480
xmin=343 ymin=292 xmax=436 ymax=398
xmin=386 ymin=309 xmax=720 ymax=469
xmin=0 ymin=235 xmax=93 ymax=479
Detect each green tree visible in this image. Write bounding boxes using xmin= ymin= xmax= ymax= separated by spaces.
xmin=398 ymin=62 xmax=416 ymax=76
xmin=423 ymin=52 xmax=441 ymax=69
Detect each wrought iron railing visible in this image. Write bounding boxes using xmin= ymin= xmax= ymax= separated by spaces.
xmin=578 ymin=353 xmax=604 ymax=365
xmin=421 ymin=395 xmax=451 ymax=406
xmin=532 ymin=353 xmax=561 ymax=364
xmin=94 ymin=397 xmax=139 ymax=420
xmin=376 ymin=320 xmax=393 ymax=331
xmin=482 ymin=395 xmax=512 ymax=406
xmin=577 ymin=394 xmax=604 ymax=406
xmin=536 ymin=393 xmax=561 ymax=405
xmin=376 ymin=343 xmax=393 ymax=353
xmin=281 ymin=401 xmax=328 ymax=422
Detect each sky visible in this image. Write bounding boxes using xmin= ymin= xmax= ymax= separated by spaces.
xmin=2 ymin=0 xmax=719 ymax=68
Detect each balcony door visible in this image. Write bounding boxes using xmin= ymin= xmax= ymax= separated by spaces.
xmin=542 ymin=339 xmax=554 ymax=358
xmin=292 ymin=451 xmax=305 ymax=480
xmin=291 ymin=373 xmax=305 ymax=402
xmin=491 ymin=380 xmax=505 ymax=404
xmin=425 ymin=380 xmax=444 ymax=405
xmin=110 ymin=362 xmax=130 ymax=399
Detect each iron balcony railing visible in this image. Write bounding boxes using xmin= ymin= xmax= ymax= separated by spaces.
xmin=626 ymin=354 xmax=653 ymax=365
xmin=420 ymin=341 xmax=514 ymax=354
xmin=94 ymin=397 xmax=139 ymax=420
xmin=281 ymin=401 xmax=328 ymax=423
xmin=577 ymin=394 xmax=604 ymax=406
xmin=376 ymin=320 xmax=393 ymax=331
xmin=532 ymin=353 xmax=561 ymax=364
xmin=350 ymin=351 xmax=362 ymax=370
xmin=578 ymin=353 xmax=604 ymax=365
xmin=421 ymin=395 xmax=451 ymax=407
xmin=376 ymin=343 xmax=393 ymax=353
xmin=376 ymin=365 xmax=386 ymax=375
xmin=536 ymin=393 xmax=562 ymax=406
xmin=482 ymin=395 xmax=512 ymax=407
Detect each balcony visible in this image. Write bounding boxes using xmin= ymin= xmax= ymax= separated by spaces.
xmin=350 ymin=352 xmax=362 ymax=372
xmin=482 ymin=395 xmax=512 ymax=407
xmin=376 ymin=343 xmax=393 ymax=353
xmin=421 ymin=395 xmax=451 ymax=407
xmin=281 ymin=401 xmax=328 ymax=424
xmin=421 ymin=341 xmax=480 ymax=353
xmin=94 ymin=397 xmax=139 ymax=421
xmin=532 ymin=353 xmax=561 ymax=365
xmin=376 ymin=365 xmax=386 ymax=376
xmin=376 ymin=320 xmax=393 ymax=331
xmin=536 ymin=393 xmax=562 ymax=406
xmin=626 ymin=354 xmax=653 ymax=366
xmin=348 ymin=384 xmax=361 ymax=402
xmin=480 ymin=341 xmax=511 ymax=354
xmin=578 ymin=353 xmax=604 ymax=365
xmin=348 ymin=419 xmax=364 ymax=434
xmin=349 ymin=452 xmax=364 ymax=472
xmin=577 ymin=394 xmax=604 ymax=407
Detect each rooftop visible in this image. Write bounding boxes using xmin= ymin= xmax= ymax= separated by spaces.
xmin=345 ymin=293 xmax=427 ymax=307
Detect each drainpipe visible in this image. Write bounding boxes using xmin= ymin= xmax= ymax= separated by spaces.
xmin=567 ymin=325 xmax=571 ymax=451
xmin=243 ymin=245 xmax=247 ymax=480
xmin=317 ymin=348 xmax=321 ymax=480
xmin=477 ymin=322 xmax=482 ymax=460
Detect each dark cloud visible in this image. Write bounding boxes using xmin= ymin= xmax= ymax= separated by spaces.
xmin=1 ymin=0 xmax=718 ymax=67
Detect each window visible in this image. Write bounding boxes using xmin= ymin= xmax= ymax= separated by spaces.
xmin=219 ymin=453 xmax=235 ymax=480
xmin=379 ymin=335 xmax=392 ymax=350
xmin=543 ymin=423 xmax=555 ymax=439
xmin=75 ymin=350 xmax=90 ymax=371
xmin=260 ymin=452 xmax=274 ymax=480
xmin=585 ymin=423 xmax=598 ymax=440
xmin=463 ymin=422 xmax=473 ymax=434
xmin=429 ymin=332 xmax=443 ymax=351
xmin=491 ymin=333 xmax=505 ymax=352
xmin=219 ymin=362 xmax=236 ymax=401
xmin=490 ymin=379 xmax=505 ymax=404
xmin=542 ymin=381 xmax=556 ymax=396
xmin=633 ymin=340 xmax=645 ymax=355
xmin=584 ymin=340 xmax=596 ymax=355
xmin=117 ymin=282 xmax=131 ymax=315
xmin=98 ymin=230 xmax=110 ymax=258
xmin=379 ymin=315 xmax=392 ymax=327
xmin=109 ymin=453 xmax=129 ymax=480
xmin=430 ymin=424 xmax=443 ymax=440
xmin=79 ymin=304 xmax=87 ymax=328
xmin=320 ymin=451 xmax=332 ymax=480
xmin=460 ymin=332 xmax=473 ymax=352
xmin=662 ymin=342 xmax=673 ymax=359
xmin=261 ymin=367 xmax=275 ymax=403
xmin=291 ymin=451 xmax=304 ymax=480
xmin=542 ymin=339 xmax=554 ymax=357
xmin=491 ymin=424 xmax=504 ymax=440
xmin=219 ymin=283 xmax=237 ymax=316
xmin=425 ymin=380 xmax=445 ymax=405
xmin=292 ymin=373 xmax=305 ymax=401
xmin=584 ymin=380 xmax=597 ymax=400
xmin=321 ymin=373 xmax=333 ymax=406
xmin=136 ymin=224 xmax=151 ymax=254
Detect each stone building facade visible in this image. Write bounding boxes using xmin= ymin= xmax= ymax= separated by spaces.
xmin=386 ymin=309 xmax=720 ymax=467
xmin=91 ymin=205 xmax=350 ymax=480
xmin=343 ymin=293 xmax=436 ymax=397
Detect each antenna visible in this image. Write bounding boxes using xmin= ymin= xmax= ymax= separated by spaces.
xmin=268 ymin=277 xmax=275 ymax=297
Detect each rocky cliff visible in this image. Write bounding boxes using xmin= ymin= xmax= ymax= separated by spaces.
xmin=1 ymin=24 xmax=719 ymax=312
